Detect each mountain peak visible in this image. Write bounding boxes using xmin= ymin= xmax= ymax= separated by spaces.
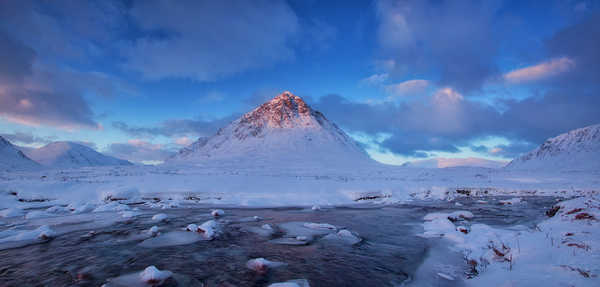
xmin=170 ymin=91 xmax=374 ymax=167
xmin=235 ymin=91 xmax=319 ymax=139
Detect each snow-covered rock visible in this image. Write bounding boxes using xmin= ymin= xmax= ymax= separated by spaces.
xmin=148 ymin=226 xmax=159 ymax=235
xmin=303 ymin=222 xmax=337 ymax=231
xmin=210 ymin=209 xmax=224 ymax=217
xmin=23 ymin=141 xmax=132 ymax=168
xmin=152 ymin=213 xmax=168 ymax=222
xmin=323 ymin=229 xmax=362 ymax=245
xmin=506 ymin=123 xmax=600 ymax=171
xmin=185 ymin=220 xmax=220 ymax=240
xmin=139 ymin=266 xmax=172 ymax=285
xmin=246 ymin=258 xmax=287 ymax=272
xmin=0 ymin=136 xmax=40 ymax=171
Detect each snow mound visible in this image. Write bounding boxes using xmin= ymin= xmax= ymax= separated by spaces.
xmin=23 ymin=141 xmax=132 ymax=168
xmin=0 ymin=136 xmax=40 ymax=171
xmin=185 ymin=220 xmax=220 ymax=240
xmin=246 ymin=258 xmax=287 ymax=272
xmin=323 ymin=229 xmax=362 ymax=245
xmin=211 ymin=209 xmax=225 ymax=217
xmin=152 ymin=213 xmax=168 ymax=222
xmin=139 ymin=266 xmax=172 ymax=284
xmin=507 ymin=123 xmax=600 ymax=171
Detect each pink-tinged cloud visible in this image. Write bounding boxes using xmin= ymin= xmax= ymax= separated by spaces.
xmin=504 ymin=57 xmax=575 ymax=84
xmin=405 ymin=157 xmax=508 ymax=168
xmin=174 ymin=137 xmax=193 ymax=146
xmin=384 ymin=79 xmax=429 ymax=98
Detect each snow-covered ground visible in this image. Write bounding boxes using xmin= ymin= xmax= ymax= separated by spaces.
xmin=1 ymin=162 xmax=599 ymax=285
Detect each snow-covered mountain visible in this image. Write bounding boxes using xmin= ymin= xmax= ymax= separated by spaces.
xmin=506 ymin=124 xmax=600 ymax=171
xmin=170 ymin=91 xmax=375 ymax=168
xmin=24 ymin=142 xmax=132 ymax=168
xmin=403 ymin=157 xmax=507 ymax=169
xmin=0 ymin=136 xmax=40 ymax=171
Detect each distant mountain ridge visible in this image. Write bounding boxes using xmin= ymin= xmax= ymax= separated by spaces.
xmin=507 ymin=124 xmax=600 ymax=170
xmin=0 ymin=136 xmax=40 ymax=171
xmin=170 ymin=91 xmax=374 ymax=167
xmin=24 ymin=141 xmax=132 ymax=168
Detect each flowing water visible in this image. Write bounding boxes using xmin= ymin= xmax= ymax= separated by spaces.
xmin=0 ymin=196 xmax=558 ymax=287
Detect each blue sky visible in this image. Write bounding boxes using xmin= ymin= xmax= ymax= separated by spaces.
xmin=1 ymin=0 xmax=599 ymax=165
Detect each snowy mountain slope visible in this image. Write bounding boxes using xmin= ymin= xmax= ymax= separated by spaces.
xmin=24 ymin=142 xmax=132 ymax=168
xmin=169 ymin=91 xmax=376 ymax=168
xmin=0 ymin=136 xmax=40 ymax=171
xmin=506 ymin=124 xmax=600 ymax=170
xmin=402 ymin=157 xmax=508 ymax=169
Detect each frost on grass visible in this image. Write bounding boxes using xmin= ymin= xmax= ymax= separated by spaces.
xmin=420 ymin=195 xmax=600 ymax=286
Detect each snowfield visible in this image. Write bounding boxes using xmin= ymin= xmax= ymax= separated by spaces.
xmin=0 ymin=164 xmax=599 ymax=285
xmin=1 ymin=164 xmax=598 ymax=209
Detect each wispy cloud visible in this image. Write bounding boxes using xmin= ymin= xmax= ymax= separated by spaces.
xmin=384 ymin=79 xmax=429 ymax=98
xmin=504 ymin=57 xmax=575 ymax=84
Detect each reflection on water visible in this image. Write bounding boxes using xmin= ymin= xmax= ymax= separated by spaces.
xmin=0 ymin=196 xmax=557 ymax=286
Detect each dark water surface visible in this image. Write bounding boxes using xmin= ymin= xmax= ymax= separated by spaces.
xmin=0 ymin=196 xmax=558 ymax=287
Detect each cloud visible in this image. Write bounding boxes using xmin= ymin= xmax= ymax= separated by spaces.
xmin=375 ymin=0 xmax=502 ymax=91
xmin=0 ymin=132 xmax=55 ymax=145
xmin=123 ymin=0 xmax=299 ymax=81
xmin=504 ymin=57 xmax=576 ymax=84
xmin=360 ymin=73 xmax=389 ymax=86
xmin=113 ymin=115 xmax=237 ymax=138
xmin=545 ymin=12 xmax=600 ymax=85
xmin=107 ymin=140 xmax=174 ymax=164
xmin=0 ymin=2 xmax=135 ymax=130
xmin=384 ymin=79 xmax=429 ymax=98
xmin=175 ymin=137 xmax=193 ymax=146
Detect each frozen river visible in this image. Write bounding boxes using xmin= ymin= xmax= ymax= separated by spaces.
xmin=0 ymin=196 xmax=558 ymax=286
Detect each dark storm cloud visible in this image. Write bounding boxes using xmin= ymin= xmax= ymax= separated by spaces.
xmin=375 ymin=0 xmax=502 ymax=92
